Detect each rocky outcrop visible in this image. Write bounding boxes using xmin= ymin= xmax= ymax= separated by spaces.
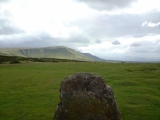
xmin=54 ymin=73 xmax=121 ymax=120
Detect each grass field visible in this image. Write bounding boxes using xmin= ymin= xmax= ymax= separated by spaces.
xmin=0 ymin=62 xmax=160 ymax=120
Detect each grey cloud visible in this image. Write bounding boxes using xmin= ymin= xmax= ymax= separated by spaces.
xmin=144 ymin=11 xmax=160 ymax=23
xmin=67 ymin=34 xmax=90 ymax=43
xmin=0 ymin=0 xmax=10 ymax=3
xmin=76 ymin=10 xmax=160 ymax=39
xmin=128 ymin=40 xmax=160 ymax=53
xmin=1 ymin=10 xmax=12 ymax=18
xmin=95 ymin=39 xmax=102 ymax=43
xmin=0 ymin=6 xmax=24 ymax=35
xmin=76 ymin=0 xmax=137 ymax=10
xmin=123 ymin=40 xmax=160 ymax=61
xmin=112 ymin=40 xmax=120 ymax=45
xmin=130 ymin=43 xmax=141 ymax=47
xmin=153 ymin=40 xmax=160 ymax=53
xmin=0 ymin=32 xmax=90 ymax=48
xmin=0 ymin=18 xmax=24 ymax=35
xmin=0 ymin=32 xmax=54 ymax=48
xmin=102 ymin=40 xmax=160 ymax=61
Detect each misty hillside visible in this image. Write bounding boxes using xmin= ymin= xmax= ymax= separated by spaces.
xmin=0 ymin=46 xmax=103 ymax=61
xmin=82 ymin=53 xmax=106 ymax=61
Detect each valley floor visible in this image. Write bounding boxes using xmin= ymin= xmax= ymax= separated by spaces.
xmin=0 ymin=62 xmax=160 ymax=120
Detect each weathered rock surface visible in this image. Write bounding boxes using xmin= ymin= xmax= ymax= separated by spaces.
xmin=54 ymin=72 xmax=121 ymax=120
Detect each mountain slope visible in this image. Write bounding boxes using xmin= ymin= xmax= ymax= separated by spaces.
xmin=82 ymin=53 xmax=106 ymax=61
xmin=0 ymin=52 xmax=7 ymax=56
xmin=0 ymin=46 xmax=94 ymax=61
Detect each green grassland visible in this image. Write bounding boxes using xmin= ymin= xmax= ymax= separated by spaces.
xmin=0 ymin=62 xmax=160 ymax=120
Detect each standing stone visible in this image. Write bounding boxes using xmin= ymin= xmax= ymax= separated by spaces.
xmin=54 ymin=73 xmax=121 ymax=120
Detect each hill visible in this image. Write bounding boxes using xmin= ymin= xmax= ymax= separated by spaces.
xmin=82 ymin=53 xmax=106 ymax=61
xmin=0 ymin=46 xmax=103 ymax=61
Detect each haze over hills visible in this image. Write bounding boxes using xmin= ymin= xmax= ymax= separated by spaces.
xmin=0 ymin=46 xmax=104 ymax=61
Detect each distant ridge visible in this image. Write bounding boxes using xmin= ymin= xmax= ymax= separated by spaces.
xmin=82 ymin=53 xmax=106 ymax=61
xmin=0 ymin=46 xmax=104 ymax=61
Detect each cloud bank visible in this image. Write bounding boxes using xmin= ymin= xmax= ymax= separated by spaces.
xmin=76 ymin=0 xmax=137 ymax=10
xmin=0 ymin=0 xmax=160 ymax=61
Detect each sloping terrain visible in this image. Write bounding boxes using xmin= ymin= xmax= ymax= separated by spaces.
xmin=0 ymin=46 xmax=96 ymax=61
xmin=82 ymin=53 xmax=106 ymax=61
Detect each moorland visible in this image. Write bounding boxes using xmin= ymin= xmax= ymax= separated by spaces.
xmin=0 ymin=56 xmax=160 ymax=120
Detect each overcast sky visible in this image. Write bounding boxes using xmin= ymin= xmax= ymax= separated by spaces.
xmin=0 ymin=0 xmax=160 ymax=61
